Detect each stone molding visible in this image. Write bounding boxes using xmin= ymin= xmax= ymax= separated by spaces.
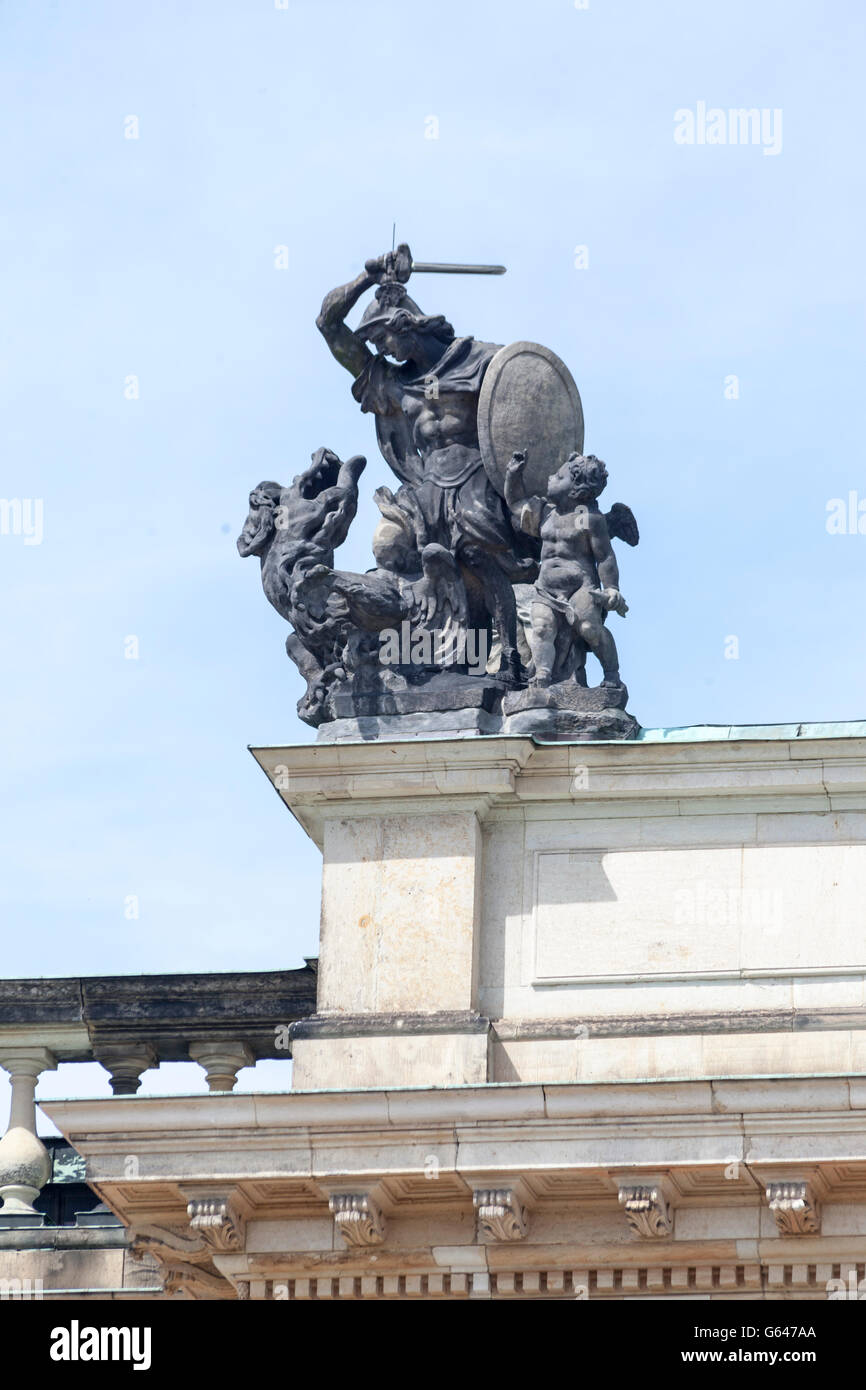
xmin=291 ymin=1011 xmax=490 ymax=1041
xmin=0 ymin=966 xmax=316 ymax=1065
xmin=243 ymin=1263 xmax=768 ymax=1300
xmin=43 ymin=1074 xmax=866 ymax=1138
xmin=252 ymin=734 xmax=866 ymax=841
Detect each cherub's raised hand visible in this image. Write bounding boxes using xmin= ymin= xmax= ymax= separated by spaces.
xmin=507 ymin=449 xmax=528 ymax=473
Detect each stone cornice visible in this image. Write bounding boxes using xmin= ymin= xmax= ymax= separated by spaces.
xmin=0 ymin=967 xmax=316 ymax=1064
xmin=39 ymin=1077 xmax=866 ymax=1298
xmin=251 ymin=735 xmax=866 ymax=845
xmin=41 ymin=1075 xmax=866 ymax=1162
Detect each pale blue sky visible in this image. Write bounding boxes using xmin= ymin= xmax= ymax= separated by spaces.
xmin=1 ymin=0 xmax=864 ymax=1019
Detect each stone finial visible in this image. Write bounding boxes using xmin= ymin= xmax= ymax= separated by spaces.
xmin=473 ymin=1187 xmax=529 ymax=1242
xmin=618 ymin=1183 xmax=674 ymax=1239
xmin=0 ymin=1047 xmax=57 ymax=1217
xmin=329 ymin=1193 xmax=386 ymax=1247
xmin=188 ymin=1042 xmax=254 ymax=1092
xmin=766 ymin=1180 xmax=821 ymax=1236
xmin=95 ymin=1044 xmax=157 ymax=1095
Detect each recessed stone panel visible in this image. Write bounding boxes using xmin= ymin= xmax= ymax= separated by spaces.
xmin=529 ymin=843 xmax=866 ymax=984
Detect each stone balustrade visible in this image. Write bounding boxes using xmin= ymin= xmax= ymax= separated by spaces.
xmin=0 ymin=965 xmax=316 ymax=1223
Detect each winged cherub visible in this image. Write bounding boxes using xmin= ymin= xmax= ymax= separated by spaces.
xmin=504 ymin=450 xmax=639 ymax=689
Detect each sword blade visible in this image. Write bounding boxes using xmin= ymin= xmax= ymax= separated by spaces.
xmin=410 ymin=261 xmax=506 ymax=275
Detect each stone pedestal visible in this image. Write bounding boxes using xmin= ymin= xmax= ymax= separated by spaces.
xmin=251 ymin=726 xmax=866 ymax=1090
xmin=501 ymin=679 xmax=639 ymax=740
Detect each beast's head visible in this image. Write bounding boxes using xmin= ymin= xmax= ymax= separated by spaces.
xmin=295 ymin=447 xmax=342 ymax=500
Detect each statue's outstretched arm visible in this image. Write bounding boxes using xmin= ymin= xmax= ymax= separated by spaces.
xmin=316 ymin=250 xmax=398 ymax=378
xmin=315 ymin=268 xmax=375 ymax=378
xmin=504 ymin=450 xmax=544 ymax=536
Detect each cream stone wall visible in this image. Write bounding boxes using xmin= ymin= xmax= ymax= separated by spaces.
xmin=251 ymin=732 xmax=866 ymax=1088
xmin=318 ymin=811 xmax=481 ymax=1015
xmin=480 ymin=808 xmax=866 ymax=1018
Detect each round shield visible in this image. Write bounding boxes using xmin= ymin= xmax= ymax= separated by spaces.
xmin=477 ymin=341 xmax=584 ymax=499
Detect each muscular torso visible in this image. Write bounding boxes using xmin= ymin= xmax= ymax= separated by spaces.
xmin=398 ymin=387 xmax=479 ymax=458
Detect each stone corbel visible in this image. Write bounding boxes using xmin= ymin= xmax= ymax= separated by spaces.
xmin=472 ymin=1187 xmax=529 ymax=1242
xmin=186 ymin=1194 xmax=247 ymax=1252
xmin=129 ymin=1221 xmax=235 ymax=1300
xmin=329 ymin=1193 xmax=386 ymax=1247
xmin=618 ymin=1182 xmax=674 ymax=1239
xmin=765 ymin=1180 xmax=821 ymax=1236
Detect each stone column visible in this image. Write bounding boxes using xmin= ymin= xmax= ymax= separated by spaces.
xmin=0 ymin=1047 xmax=56 ymax=1220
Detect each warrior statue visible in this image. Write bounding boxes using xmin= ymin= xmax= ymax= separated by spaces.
xmin=316 ymin=245 xmax=534 ymax=685
xmin=239 ymin=239 xmax=641 ymax=741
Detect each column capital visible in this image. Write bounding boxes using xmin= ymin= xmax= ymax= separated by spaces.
xmin=188 ymin=1042 xmax=254 ymax=1092
xmin=0 ymin=1046 xmax=57 ymax=1076
xmin=94 ymin=1044 xmax=157 ymax=1095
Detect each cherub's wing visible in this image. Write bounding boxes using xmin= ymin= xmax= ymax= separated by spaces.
xmin=605 ymin=502 xmax=639 ymax=547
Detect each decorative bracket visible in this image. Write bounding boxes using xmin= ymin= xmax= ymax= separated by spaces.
xmin=618 ymin=1183 xmax=673 ymax=1239
xmin=473 ymin=1187 xmax=528 ymax=1242
xmin=129 ymin=1221 xmax=235 ymax=1300
xmin=766 ymin=1181 xmax=821 ymax=1236
xmin=186 ymin=1194 xmax=246 ymax=1252
xmin=329 ymin=1193 xmax=386 ymax=1247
